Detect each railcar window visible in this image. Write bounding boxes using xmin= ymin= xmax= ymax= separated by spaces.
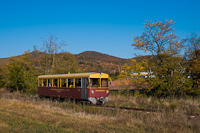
xmin=101 ymin=78 xmax=108 ymax=87
xmin=38 ymin=79 xmax=42 ymax=87
xmin=89 ymin=78 xmax=100 ymax=88
xmin=53 ymin=79 xmax=58 ymax=87
xmin=75 ymin=78 xmax=81 ymax=88
xmin=48 ymin=79 xmax=52 ymax=87
xmin=61 ymin=79 xmax=66 ymax=87
xmin=43 ymin=79 xmax=47 ymax=87
xmin=68 ymin=79 xmax=73 ymax=88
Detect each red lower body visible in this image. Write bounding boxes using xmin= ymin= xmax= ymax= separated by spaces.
xmin=38 ymin=87 xmax=109 ymax=104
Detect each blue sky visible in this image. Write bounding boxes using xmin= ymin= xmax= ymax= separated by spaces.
xmin=0 ymin=0 xmax=200 ymax=59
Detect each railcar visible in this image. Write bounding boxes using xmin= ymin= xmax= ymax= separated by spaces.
xmin=38 ymin=72 xmax=109 ymax=105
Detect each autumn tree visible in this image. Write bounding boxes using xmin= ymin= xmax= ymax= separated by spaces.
xmin=183 ymin=32 xmax=200 ymax=92
xmin=5 ymin=51 xmax=38 ymax=93
xmin=132 ymin=19 xmax=182 ymax=61
xmin=118 ymin=59 xmax=149 ymax=92
xmin=34 ymin=34 xmax=79 ymax=74
xmin=53 ymin=52 xmax=79 ymax=74
xmin=122 ymin=19 xmax=192 ymax=96
xmin=183 ymin=32 xmax=200 ymax=60
xmin=40 ymin=34 xmax=66 ymax=74
xmin=0 ymin=66 xmax=7 ymax=88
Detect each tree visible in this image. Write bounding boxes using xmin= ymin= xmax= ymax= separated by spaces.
xmin=132 ymin=19 xmax=182 ymax=61
xmin=34 ymin=34 xmax=79 ymax=74
xmin=41 ymin=34 xmax=66 ymax=74
xmin=127 ymin=19 xmax=192 ymax=96
xmin=183 ymin=32 xmax=200 ymax=91
xmin=183 ymin=32 xmax=200 ymax=60
xmin=53 ymin=52 xmax=79 ymax=74
xmin=0 ymin=66 xmax=7 ymax=88
xmin=118 ymin=59 xmax=149 ymax=92
xmin=6 ymin=51 xmax=37 ymax=93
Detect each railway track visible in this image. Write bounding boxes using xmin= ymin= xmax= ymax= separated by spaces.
xmin=99 ymin=105 xmax=162 ymax=113
xmin=99 ymin=105 xmax=200 ymax=118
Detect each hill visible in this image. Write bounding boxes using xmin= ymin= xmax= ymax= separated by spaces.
xmin=75 ymin=51 xmax=130 ymax=73
xmin=0 ymin=58 xmax=9 ymax=66
xmin=0 ymin=51 xmax=131 ymax=73
xmin=0 ymin=51 xmax=146 ymax=78
xmin=76 ymin=51 xmax=129 ymax=62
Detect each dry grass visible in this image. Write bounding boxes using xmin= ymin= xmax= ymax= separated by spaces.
xmin=0 ymin=88 xmax=200 ymax=132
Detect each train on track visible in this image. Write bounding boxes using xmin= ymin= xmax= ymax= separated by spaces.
xmin=38 ymin=72 xmax=109 ymax=105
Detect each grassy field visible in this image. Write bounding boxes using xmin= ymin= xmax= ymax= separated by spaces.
xmin=0 ymin=88 xmax=200 ymax=132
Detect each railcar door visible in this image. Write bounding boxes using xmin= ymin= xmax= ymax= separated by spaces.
xmin=82 ymin=78 xmax=88 ymax=100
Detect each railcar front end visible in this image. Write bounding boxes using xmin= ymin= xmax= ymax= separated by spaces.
xmin=88 ymin=88 xmax=109 ymax=105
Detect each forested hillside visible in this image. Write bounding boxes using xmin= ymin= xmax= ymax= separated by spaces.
xmin=75 ymin=51 xmax=130 ymax=73
xmin=0 ymin=51 xmax=131 ymax=74
xmin=0 ymin=58 xmax=9 ymax=66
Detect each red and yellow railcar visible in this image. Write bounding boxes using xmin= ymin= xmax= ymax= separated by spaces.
xmin=38 ymin=72 xmax=109 ymax=104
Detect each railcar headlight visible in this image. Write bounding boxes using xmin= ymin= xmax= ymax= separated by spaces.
xmin=91 ymin=90 xmax=94 ymax=94
xmin=106 ymin=90 xmax=109 ymax=94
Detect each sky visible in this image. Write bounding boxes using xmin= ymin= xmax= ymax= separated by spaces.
xmin=0 ymin=0 xmax=200 ymax=59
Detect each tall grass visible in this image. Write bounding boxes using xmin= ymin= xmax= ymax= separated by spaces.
xmin=0 ymin=88 xmax=200 ymax=132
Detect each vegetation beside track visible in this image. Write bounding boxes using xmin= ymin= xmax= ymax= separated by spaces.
xmin=0 ymin=88 xmax=200 ymax=132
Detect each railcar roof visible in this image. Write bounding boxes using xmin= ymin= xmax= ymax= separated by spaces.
xmin=38 ymin=72 xmax=109 ymax=79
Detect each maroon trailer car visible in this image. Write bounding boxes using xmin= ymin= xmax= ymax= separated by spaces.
xmin=38 ymin=72 xmax=109 ymax=105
